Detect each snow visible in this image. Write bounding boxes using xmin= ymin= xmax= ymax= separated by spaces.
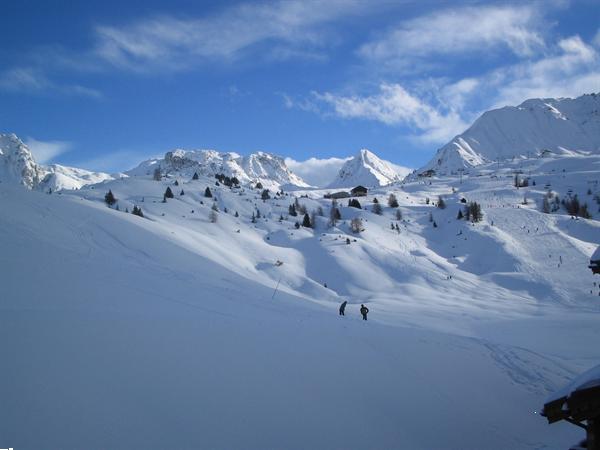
xmin=419 ymin=93 xmax=600 ymax=175
xmin=2 ymin=145 xmax=599 ymax=448
xmin=592 ymin=245 xmax=600 ymax=261
xmin=127 ymin=148 xmax=309 ymax=189
xmin=328 ymin=148 xmax=411 ymax=188
xmin=546 ymin=364 xmax=600 ymax=404
xmin=0 ymin=133 xmax=116 ymax=191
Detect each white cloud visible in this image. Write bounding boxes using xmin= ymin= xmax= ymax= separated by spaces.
xmin=24 ymin=138 xmax=72 ymax=164
xmin=0 ymin=66 xmax=102 ymax=98
xmin=93 ymin=0 xmax=369 ymax=71
xmin=74 ymin=149 xmax=162 ymax=173
xmin=285 ymin=156 xmax=350 ymax=186
xmin=313 ymin=83 xmax=469 ymax=143
xmin=358 ymin=5 xmax=546 ymax=69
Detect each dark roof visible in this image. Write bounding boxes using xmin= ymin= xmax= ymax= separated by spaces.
xmin=351 ymin=185 xmax=368 ymax=193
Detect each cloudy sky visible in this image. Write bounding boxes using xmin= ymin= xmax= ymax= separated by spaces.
xmin=1 ymin=0 xmax=599 ymax=174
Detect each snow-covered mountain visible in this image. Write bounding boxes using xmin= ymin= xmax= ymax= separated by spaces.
xmin=0 ymin=133 xmax=116 ymax=190
xmin=328 ymin=148 xmax=410 ymax=188
xmin=419 ymin=93 xmax=600 ymax=175
xmin=128 ymin=148 xmax=309 ymax=188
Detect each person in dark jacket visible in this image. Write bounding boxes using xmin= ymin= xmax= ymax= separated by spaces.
xmin=360 ymin=304 xmax=369 ymax=320
xmin=339 ymin=300 xmax=347 ymax=316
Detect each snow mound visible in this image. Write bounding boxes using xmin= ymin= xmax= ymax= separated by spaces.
xmin=328 ymin=148 xmax=410 ymax=188
xmin=419 ymin=93 xmax=600 ymax=175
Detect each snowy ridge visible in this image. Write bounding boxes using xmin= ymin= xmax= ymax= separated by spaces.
xmin=419 ymin=93 xmax=600 ymax=175
xmin=0 ymin=133 xmax=116 ymax=190
xmin=128 ymin=148 xmax=309 ymax=189
xmin=328 ymin=148 xmax=410 ymax=188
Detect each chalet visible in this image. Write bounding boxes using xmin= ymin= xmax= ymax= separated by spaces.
xmin=324 ymin=191 xmax=351 ymax=199
xmin=350 ymin=186 xmax=368 ymax=197
xmin=418 ymin=169 xmax=436 ymax=178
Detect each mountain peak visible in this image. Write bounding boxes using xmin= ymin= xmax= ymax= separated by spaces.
xmin=328 ymin=148 xmax=410 ymax=188
xmin=418 ymin=92 xmax=600 ymax=175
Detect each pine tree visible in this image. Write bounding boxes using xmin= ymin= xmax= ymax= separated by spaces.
xmin=457 ymin=209 xmax=464 ymax=220
xmin=211 ymin=203 xmax=219 ymax=212
xmin=205 ymin=187 xmax=212 ymax=198
xmin=350 ymin=217 xmax=363 ymax=233
xmin=234 ymin=211 xmax=239 ymax=217
xmin=132 ymin=205 xmax=144 ymax=217
xmin=192 ymin=172 xmax=199 ymax=180
xmin=256 ymin=182 xmax=263 ymax=189
xmin=429 ymin=212 xmax=433 ymax=222
xmin=104 ymin=190 xmax=116 ymax=206
xmin=372 ymin=202 xmax=383 ymax=215
xmin=180 ymin=189 xmax=185 ymax=196
xmin=251 ymin=212 xmax=257 ymax=223
xmin=294 ymin=221 xmax=300 ymax=229
xmin=329 ymin=200 xmax=341 ymax=227
xmin=164 ymin=187 xmax=174 ymax=199
xmin=437 ymin=196 xmax=446 ymax=209
xmin=174 ymin=180 xmax=179 ymax=186
xmin=288 ymin=204 xmax=297 ymax=216
xmin=256 ymin=209 xmax=261 ymax=219
xmin=395 ymin=209 xmax=402 ymax=220
xmin=348 ymin=199 xmax=362 ymax=209
xmin=209 ymin=209 xmax=218 ymax=223
xmin=388 ymin=193 xmax=399 ymax=208
xmin=261 ymin=189 xmax=270 ymax=200
xmin=302 ymin=213 xmax=312 ymax=228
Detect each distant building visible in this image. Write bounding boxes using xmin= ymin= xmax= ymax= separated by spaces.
xmin=418 ymin=169 xmax=436 ymax=178
xmin=350 ymin=186 xmax=368 ymax=197
xmin=590 ymin=246 xmax=600 ymax=275
xmin=324 ymin=191 xmax=351 ymax=199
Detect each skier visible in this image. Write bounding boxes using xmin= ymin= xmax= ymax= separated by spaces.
xmin=360 ymin=304 xmax=369 ymax=321
xmin=339 ymin=301 xmax=347 ymax=316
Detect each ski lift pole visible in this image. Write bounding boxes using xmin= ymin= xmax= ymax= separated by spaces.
xmin=271 ymin=277 xmax=282 ymax=300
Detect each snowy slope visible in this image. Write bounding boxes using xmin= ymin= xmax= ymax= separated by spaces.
xmin=328 ymin=148 xmax=411 ymax=188
xmin=420 ymin=93 xmax=600 ymax=175
xmin=0 ymin=133 xmax=116 ymax=190
xmin=2 ymin=151 xmax=599 ymax=449
xmin=128 ymin=148 xmax=309 ymax=189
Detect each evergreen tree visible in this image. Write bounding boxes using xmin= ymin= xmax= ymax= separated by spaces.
xmin=164 ymin=187 xmax=174 ymax=199
xmin=348 ymin=199 xmax=362 ymax=209
xmin=388 ymin=193 xmax=399 ymax=208
xmin=174 ymin=180 xmax=179 ymax=186
xmin=395 ymin=209 xmax=402 ymax=220
xmin=251 ymin=212 xmax=257 ymax=223
xmin=437 ymin=196 xmax=446 ymax=209
xmin=256 ymin=182 xmax=263 ymax=189
xmin=209 ymin=209 xmax=218 ymax=223
xmin=329 ymin=199 xmax=341 ymax=227
xmin=104 ymin=190 xmax=117 ymax=206
xmin=372 ymin=202 xmax=383 ymax=215
xmin=429 ymin=212 xmax=433 ymax=222
xmin=211 ymin=203 xmax=219 ymax=212
xmin=261 ymin=189 xmax=270 ymax=200
xmin=132 ymin=205 xmax=144 ymax=217
xmin=180 ymin=189 xmax=185 ymax=196
xmin=457 ymin=209 xmax=464 ymax=220
xmin=433 ymin=221 xmax=438 ymax=228
xmin=234 ymin=211 xmax=239 ymax=217
xmin=256 ymin=209 xmax=261 ymax=219
xmin=302 ymin=213 xmax=312 ymax=228
xmin=288 ymin=204 xmax=298 ymax=216
xmin=192 ymin=172 xmax=199 ymax=180
xmin=350 ymin=217 xmax=363 ymax=233
xmin=205 ymin=187 xmax=213 ymax=198
xmin=373 ymin=197 xmax=379 ymax=204
xmin=294 ymin=221 xmax=300 ymax=229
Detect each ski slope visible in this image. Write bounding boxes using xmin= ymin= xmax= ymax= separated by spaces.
xmin=1 ymin=152 xmax=599 ymax=449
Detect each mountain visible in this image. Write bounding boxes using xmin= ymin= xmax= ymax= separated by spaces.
xmin=0 ymin=133 xmax=46 ymax=188
xmin=128 ymin=149 xmax=309 ymax=188
xmin=419 ymin=93 xmax=600 ymax=175
xmin=0 ymin=133 xmax=116 ymax=190
xmin=2 ymin=147 xmax=599 ymax=449
xmin=328 ymin=149 xmax=411 ymax=188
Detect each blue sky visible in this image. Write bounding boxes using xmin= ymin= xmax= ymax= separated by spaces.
xmin=1 ymin=0 xmax=599 ymax=177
